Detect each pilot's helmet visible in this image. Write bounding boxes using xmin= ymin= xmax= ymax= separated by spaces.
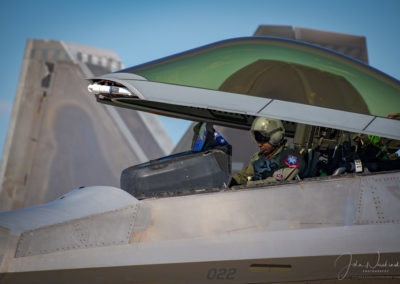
xmin=251 ymin=117 xmax=285 ymax=146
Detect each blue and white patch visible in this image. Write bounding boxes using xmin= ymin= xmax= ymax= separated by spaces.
xmin=276 ymin=173 xmax=284 ymax=179
xmin=214 ymin=130 xmax=228 ymax=146
xmin=284 ymin=154 xmax=299 ymax=168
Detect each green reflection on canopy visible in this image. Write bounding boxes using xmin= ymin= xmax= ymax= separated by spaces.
xmin=121 ymin=38 xmax=400 ymax=117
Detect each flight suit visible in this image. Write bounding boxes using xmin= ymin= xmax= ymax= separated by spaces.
xmin=232 ymin=143 xmax=304 ymax=186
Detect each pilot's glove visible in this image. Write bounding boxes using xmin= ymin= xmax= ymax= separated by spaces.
xmin=228 ymin=177 xmax=240 ymax=187
xmin=228 ymin=177 xmax=239 ymax=187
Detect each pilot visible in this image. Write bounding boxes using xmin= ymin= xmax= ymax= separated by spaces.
xmin=229 ymin=117 xmax=304 ymax=187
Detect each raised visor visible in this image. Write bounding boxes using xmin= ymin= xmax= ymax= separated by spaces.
xmin=121 ymin=149 xmax=231 ymax=199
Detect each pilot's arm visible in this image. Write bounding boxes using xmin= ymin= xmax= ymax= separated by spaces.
xmin=230 ymin=153 xmax=258 ymax=186
xmin=246 ymin=167 xmax=299 ymax=186
xmin=230 ymin=152 xmax=302 ymax=186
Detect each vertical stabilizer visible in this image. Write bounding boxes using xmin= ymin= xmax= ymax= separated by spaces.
xmin=0 ymin=39 xmax=173 ymax=211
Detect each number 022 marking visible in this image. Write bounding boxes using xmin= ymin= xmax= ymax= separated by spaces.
xmin=207 ymin=268 xmax=237 ymax=280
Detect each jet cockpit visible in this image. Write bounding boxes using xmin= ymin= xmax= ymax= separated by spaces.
xmin=88 ymin=37 xmax=400 ymax=199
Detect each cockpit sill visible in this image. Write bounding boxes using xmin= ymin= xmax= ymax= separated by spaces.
xmin=134 ymin=169 xmax=400 ymax=200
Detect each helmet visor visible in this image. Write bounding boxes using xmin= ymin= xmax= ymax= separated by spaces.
xmin=253 ymin=131 xmax=270 ymax=144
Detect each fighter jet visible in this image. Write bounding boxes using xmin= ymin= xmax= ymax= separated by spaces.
xmin=0 ymin=37 xmax=399 ymax=283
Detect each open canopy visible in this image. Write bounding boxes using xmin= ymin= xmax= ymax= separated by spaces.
xmin=89 ymin=37 xmax=400 ymax=140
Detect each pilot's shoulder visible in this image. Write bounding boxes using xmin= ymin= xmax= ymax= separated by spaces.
xmin=281 ymin=148 xmax=303 ymax=168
